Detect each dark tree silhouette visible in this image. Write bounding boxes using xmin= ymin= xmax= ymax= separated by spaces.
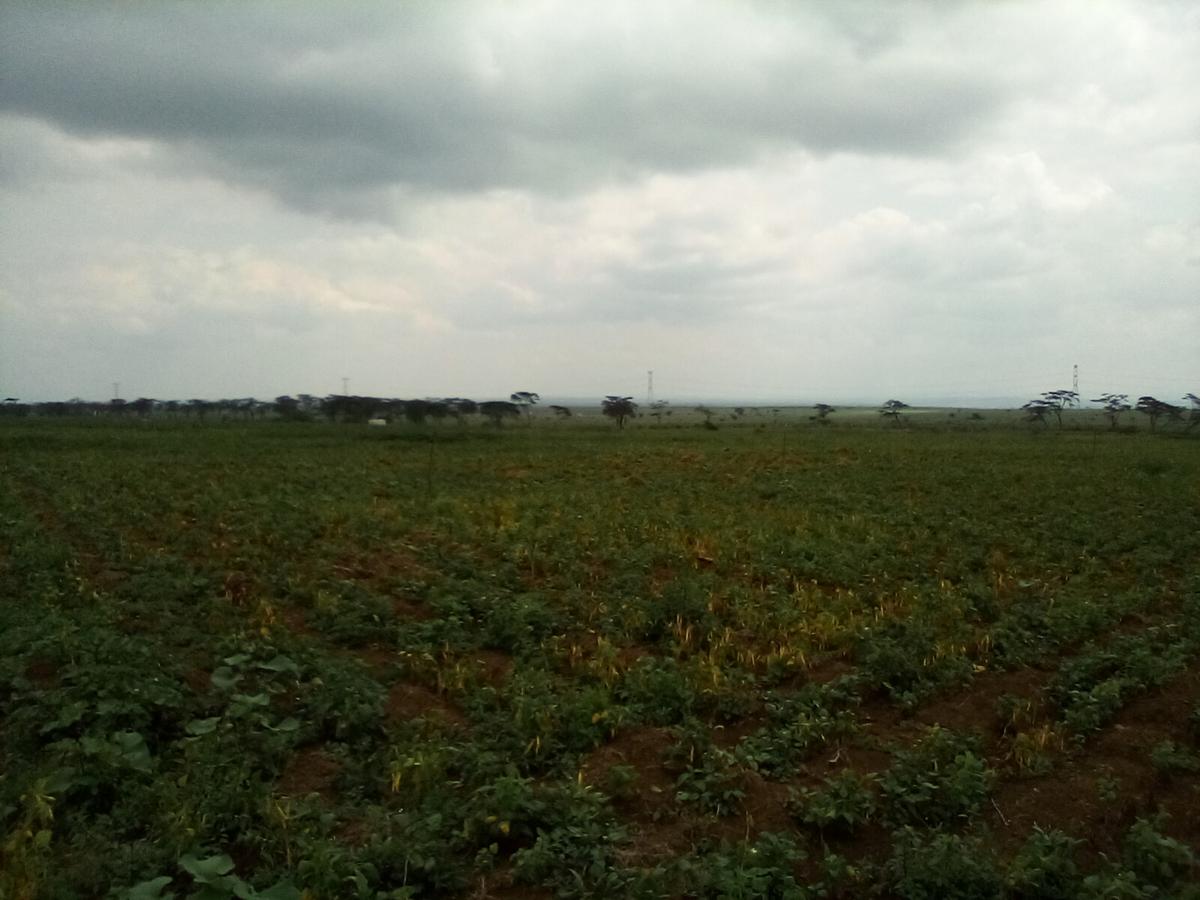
xmin=480 ymin=400 xmax=521 ymax=426
xmin=402 ymin=399 xmax=440 ymax=425
xmin=1090 ymin=393 xmax=1130 ymax=429
xmin=1185 ymin=393 xmax=1200 ymax=432
xmin=1023 ymin=389 xmax=1077 ymax=428
xmin=274 ymin=395 xmax=302 ymax=419
xmin=879 ymin=399 xmax=909 ymax=425
xmin=549 ymin=404 xmax=572 ymax=418
xmin=601 ymin=396 xmax=637 ymax=428
xmin=510 ymin=391 xmax=540 ymax=420
xmin=812 ymin=403 xmax=836 ymax=423
xmin=1135 ymin=396 xmax=1183 ymax=431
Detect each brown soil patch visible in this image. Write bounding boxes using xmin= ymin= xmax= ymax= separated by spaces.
xmin=222 ymin=571 xmax=255 ymax=605
xmin=393 ymin=595 xmax=435 ymax=620
xmin=353 ymin=645 xmax=398 ymax=672
xmin=986 ymin=666 xmax=1200 ymax=859
xmin=25 ymin=658 xmax=58 ymax=690
xmin=278 ymin=606 xmax=317 ymax=637
xmin=471 ymin=649 xmax=514 ymax=685
xmin=730 ymin=770 xmax=793 ymax=836
xmin=333 ymin=546 xmax=433 ymax=586
xmin=93 ymin=568 xmax=128 ymax=590
xmin=184 ymin=667 xmax=210 ymax=694
xmin=335 ymin=818 xmax=369 ymax=847
xmin=277 ymin=746 xmax=340 ymax=801
xmin=579 ymin=726 xmax=676 ymax=819
xmin=814 ymin=744 xmax=894 ymax=781
xmin=386 ymin=682 xmax=466 ymax=727
xmin=804 ymin=657 xmax=856 ymax=684
xmin=915 ymin=667 xmax=1049 ymax=737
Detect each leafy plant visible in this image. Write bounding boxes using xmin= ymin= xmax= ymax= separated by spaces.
xmin=1149 ymin=739 xmax=1200 ymax=776
xmin=789 ymin=771 xmax=878 ymax=834
xmin=124 ymin=852 xmax=300 ymax=900
xmin=880 ymin=727 xmax=994 ymax=828
xmin=675 ymin=746 xmax=745 ymax=817
xmin=685 ymin=832 xmax=808 ymax=899
xmin=1006 ymin=827 xmax=1082 ymax=899
xmin=883 ymin=827 xmax=1003 ymax=900
xmin=1119 ymin=816 xmax=1197 ymax=890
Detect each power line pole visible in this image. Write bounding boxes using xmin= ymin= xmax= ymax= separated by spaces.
xmin=647 ymin=370 xmax=654 ymax=405
xmin=1073 ymin=364 xmax=1079 ymax=403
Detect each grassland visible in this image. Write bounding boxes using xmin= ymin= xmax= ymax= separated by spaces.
xmin=2 ymin=415 xmax=1198 ymax=898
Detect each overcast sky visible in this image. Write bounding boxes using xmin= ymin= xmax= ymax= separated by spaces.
xmin=1 ymin=1 xmax=1197 ymax=405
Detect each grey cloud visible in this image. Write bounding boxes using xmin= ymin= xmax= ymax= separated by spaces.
xmin=1 ymin=2 xmax=1004 ymax=216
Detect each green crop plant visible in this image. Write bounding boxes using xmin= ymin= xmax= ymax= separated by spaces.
xmin=883 ymin=827 xmax=1004 ymax=900
xmin=1078 ymin=817 xmax=1199 ymax=897
xmin=4 ymin=415 xmax=1199 ymax=896
xmin=674 ymin=745 xmax=746 ymax=817
xmin=789 ymin=770 xmax=878 ymax=834
xmin=1149 ymin=739 xmax=1200 ymax=776
xmin=1005 ymin=827 xmax=1083 ymax=899
xmin=880 ymin=727 xmax=995 ymax=828
xmin=1049 ymin=629 xmax=1189 ymax=738
xmin=682 ymin=832 xmax=809 ymax=899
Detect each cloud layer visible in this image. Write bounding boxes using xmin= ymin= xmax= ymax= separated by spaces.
xmin=1 ymin=1 xmax=1197 ymax=402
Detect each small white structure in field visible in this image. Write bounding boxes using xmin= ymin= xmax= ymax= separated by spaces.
xmin=367 ymin=418 xmax=388 ymax=426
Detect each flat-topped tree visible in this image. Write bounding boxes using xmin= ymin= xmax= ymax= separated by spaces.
xmin=1091 ymin=393 xmax=1130 ymax=429
xmin=879 ymin=399 xmax=909 ymax=425
xmin=1023 ymin=389 xmax=1078 ymax=428
xmin=601 ymin=396 xmax=637 ymax=428
xmin=813 ymin=403 xmax=836 ymax=423
xmin=1135 ymin=396 xmax=1183 ymax=431
xmin=510 ymin=391 xmax=540 ymax=421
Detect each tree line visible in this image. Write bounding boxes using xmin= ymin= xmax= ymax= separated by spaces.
xmin=2 ymin=390 xmax=1196 ymax=431
xmin=1020 ymin=390 xmax=1199 ymax=431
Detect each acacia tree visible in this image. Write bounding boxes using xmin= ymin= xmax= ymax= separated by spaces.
xmin=1185 ymin=393 xmax=1200 ymax=432
xmin=1135 ymin=396 xmax=1183 ymax=431
xmin=548 ymin=404 xmax=572 ymax=418
xmin=510 ymin=391 xmax=540 ymax=421
xmin=1090 ymin=393 xmax=1130 ymax=429
xmin=879 ymin=399 xmax=909 ymax=425
xmin=1023 ymin=389 xmax=1078 ymax=428
xmin=601 ymin=396 xmax=637 ymax=428
xmin=812 ymin=403 xmax=836 ymax=423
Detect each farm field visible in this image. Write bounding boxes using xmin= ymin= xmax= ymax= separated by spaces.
xmin=2 ymin=418 xmax=1198 ymax=898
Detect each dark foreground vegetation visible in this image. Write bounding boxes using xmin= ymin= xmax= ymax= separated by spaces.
xmin=2 ymin=417 xmax=1198 ymax=898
